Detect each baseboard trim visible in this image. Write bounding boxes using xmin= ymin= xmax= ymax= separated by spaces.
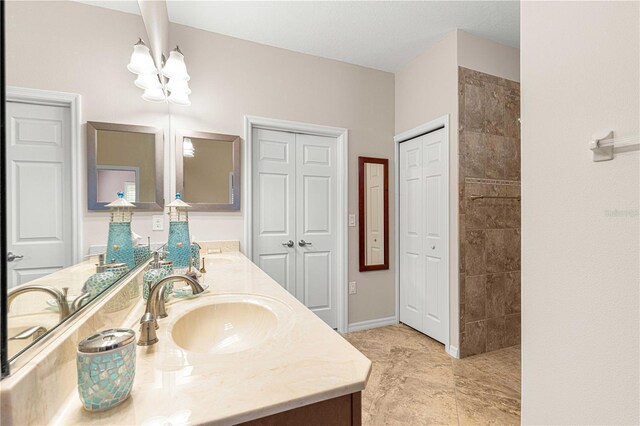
xmin=446 ymin=345 xmax=460 ymax=358
xmin=347 ymin=316 xmax=397 ymax=333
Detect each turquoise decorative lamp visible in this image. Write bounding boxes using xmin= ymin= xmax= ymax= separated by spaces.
xmin=105 ymin=192 xmax=135 ymax=270
xmin=166 ymin=193 xmax=191 ymax=268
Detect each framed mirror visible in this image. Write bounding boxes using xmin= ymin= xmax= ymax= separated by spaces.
xmin=359 ymin=157 xmax=389 ymax=271
xmin=175 ymin=130 xmax=241 ymax=211
xmin=87 ymin=121 xmax=164 ymax=211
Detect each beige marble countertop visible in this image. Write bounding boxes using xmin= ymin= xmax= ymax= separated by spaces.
xmin=51 ymin=252 xmax=371 ymax=425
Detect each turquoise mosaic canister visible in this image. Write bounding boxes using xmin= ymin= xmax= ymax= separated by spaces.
xmin=77 ymin=329 xmax=136 ymax=411
xmin=105 ymin=193 xmax=136 ymax=270
xmin=166 ymin=194 xmax=192 ymax=269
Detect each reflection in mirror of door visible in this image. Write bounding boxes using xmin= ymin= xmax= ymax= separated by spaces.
xmin=365 ymin=163 xmax=385 ymax=265
xmin=96 ymin=130 xmax=155 ymax=203
xmin=183 ymin=137 xmax=235 ymax=204
xmin=359 ymin=157 xmax=389 ymax=272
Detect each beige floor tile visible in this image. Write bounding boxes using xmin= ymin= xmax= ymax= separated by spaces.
xmin=344 ymin=324 xmax=521 ymax=426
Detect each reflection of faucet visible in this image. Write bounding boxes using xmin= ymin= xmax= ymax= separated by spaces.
xmin=138 ymin=272 xmax=205 ymax=346
xmin=8 ymin=285 xmax=71 ymax=322
xmin=9 ymin=325 xmax=48 ymax=342
xmin=72 ymin=292 xmax=93 ymax=312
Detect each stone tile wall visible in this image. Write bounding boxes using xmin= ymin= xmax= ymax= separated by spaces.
xmin=458 ymin=67 xmax=521 ymax=357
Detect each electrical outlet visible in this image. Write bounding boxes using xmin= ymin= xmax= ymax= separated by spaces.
xmin=152 ymin=215 xmax=164 ymax=231
xmin=349 ymin=281 xmax=357 ymax=295
xmin=348 ymin=214 xmax=356 ymax=227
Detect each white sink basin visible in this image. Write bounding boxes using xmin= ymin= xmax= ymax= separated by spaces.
xmin=171 ymin=294 xmax=293 ymax=355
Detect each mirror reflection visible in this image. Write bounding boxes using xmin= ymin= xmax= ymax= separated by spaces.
xmin=176 ymin=130 xmax=241 ymax=211
xmin=3 ymin=0 xmax=167 ymax=364
xmin=88 ymin=122 xmax=164 ymax=210
xmin=359 ymin=157 xmax=389 ymax=271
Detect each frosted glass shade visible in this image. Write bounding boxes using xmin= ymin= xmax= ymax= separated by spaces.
xmin=183 ymin=138 xmax=195 ymax=157
xmin=127 ymin=43 xmax=157 ymax=75
xmin=142 ymin=87 xmax=167 ymax=103
xmin=134 ymin=73 xmax=162 ymax=90
xmin=162 ymin=50 xmax=190 ymax=81
xmin=166 ymin=79 xmax=191 ymax=95
xmin=168 ymin=91 xmax=191 ymax=106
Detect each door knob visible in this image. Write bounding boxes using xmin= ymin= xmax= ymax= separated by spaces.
xmin=7 ymin=252 xmax=24 ymax=262
xmin=298 ymin=240 xmax=312 ymax=247
xmin=281 ymin=240 xmax=294 ymax=248
xmin=430 ymin=245 xmax=436 ymax=250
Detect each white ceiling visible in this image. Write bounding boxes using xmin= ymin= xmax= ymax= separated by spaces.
xmin=79 ymin=1 xmax=520 ymax=72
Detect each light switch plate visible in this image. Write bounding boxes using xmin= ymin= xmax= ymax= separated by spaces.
xmin=348 ymin=214 xmax=356 ymax=227
xmin=152 ymin=215 xmax=164 ymax=231
xmin=349 ymin=281 xmax=357 ymax=295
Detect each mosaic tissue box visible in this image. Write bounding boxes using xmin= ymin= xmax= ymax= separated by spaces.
xmin=77 ymin=329 xmax=136 ymax=411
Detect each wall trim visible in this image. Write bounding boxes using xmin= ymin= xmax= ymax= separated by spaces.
xmin=347 ymin=316 xmax=398 ymax=333
xmin=243 ymin=115 xmax=349 ymax=334
xmin=446 ymin=345 xmax=460 ymax=359
xmin=6 ymin=86 xmax=83 ymax=263
xmin=394 ymin=114 xmax=454 ymax=356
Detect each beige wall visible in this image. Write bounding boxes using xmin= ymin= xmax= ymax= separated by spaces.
xmin=168 ymin=23 xmax=396 ymax=324
xmin=521 ymin=1 xmax=639 ymax=423
xmin=5 ymin=1 xmax=172 ymax=254
xmin=457 ymin=31 xmax=520 ymax=82
xmin=395 ymin=29 xmax=520 ymax=352
xmin=6 ymin=1 xmax=396 ymax=325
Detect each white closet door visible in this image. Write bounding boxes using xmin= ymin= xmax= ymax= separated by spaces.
xmin=399 ymin=128 xmax=448 ymax=344
xmin=399 ymin=136 xmax=424 ymax=331
xmin=252 ymin=128 xmax=297 ymax=295
xmin=295 ymin=133 xmax=337 ymax=328
xmin=6 ymin=101 xmax=73 ymax=288
xmin=422 ymin=129 xmax=447 ymax=343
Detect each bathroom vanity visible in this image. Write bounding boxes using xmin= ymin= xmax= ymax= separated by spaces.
xmin=2 ymin=249 xmax=370 ymax=425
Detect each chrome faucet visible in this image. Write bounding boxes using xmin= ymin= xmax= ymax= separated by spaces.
xmin=8 ymin=285 xmax=71 ymax=322
xmin=138 ymin=272 xmax=206 ymax=346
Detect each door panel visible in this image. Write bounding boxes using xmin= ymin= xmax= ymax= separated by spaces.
xmin=399 ymin=137 xmax=424 ymax=330
xmin=252 ymin=129 xmax=296 ymax=295
xmin=422 ymin=130 xmax=447 ymax=342
xmin=399 ymin=128 xmax=448 ymax=344
xmin=295 ymin=133 xmax=337 ymax=328
xmin=6 ymin=102 xmax=72 ymax=289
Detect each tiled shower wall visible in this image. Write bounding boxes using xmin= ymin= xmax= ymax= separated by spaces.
xmin=458 ymin=67 xmax=521 ymax=357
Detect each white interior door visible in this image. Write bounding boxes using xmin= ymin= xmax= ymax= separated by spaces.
xmin=366 ymin=163 xmax=385 ymax=265
xmin=252 ymin=128 xmax=296 ymax=295
xmin=252 ymin=128 xmax=338 ymax=328
xmin=295 ymin=133 xmax=337 ymax=328
xmin=399 ymin=128 xmax=448 ymax=344
xmin=6 ymin=101 xmax=73 ymax=288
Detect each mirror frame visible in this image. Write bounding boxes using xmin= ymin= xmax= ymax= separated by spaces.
xmin=87 ymin=121 xmax=164 ymax=211
xmin=358 ymin=156 xmax=389 ymax=272
xmin=175 ymin=129 xmax=241 ymax=211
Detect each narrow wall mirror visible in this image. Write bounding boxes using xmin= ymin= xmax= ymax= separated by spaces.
xmin=359 ymin=157 xmax=389 ymax=271
xmin=175 ymin=130 xmax=241 ymax=211
xmin=87 ymin=121 xmax=164 ymax=210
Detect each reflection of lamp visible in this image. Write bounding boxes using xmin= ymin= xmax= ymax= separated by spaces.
xmin=127 ymin=39 xmax=157 ymax=75
xmin=166 ymin=193 xmax=192 ymax=269
xmin=183 ymin=138 xmax=195 ymax=158
xmin=128 ymin=41 xmax=191 ymax=106
xmin=105 ymin=192 xmax=135 ymax=270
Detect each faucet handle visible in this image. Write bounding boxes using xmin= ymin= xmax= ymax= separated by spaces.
xmin=138 ymin=312 xmax=159 ymax=346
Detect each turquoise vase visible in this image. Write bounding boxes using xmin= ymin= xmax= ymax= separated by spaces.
xmin=167 ymin=221 xmax=191 ymax=268
xmin=105 ymin=222 xmax=135 ymax=270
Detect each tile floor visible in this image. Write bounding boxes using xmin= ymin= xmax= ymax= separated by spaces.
xmin=344 ymin=324 xmax=520 ymax=425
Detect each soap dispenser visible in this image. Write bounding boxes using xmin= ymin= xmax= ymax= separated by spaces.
xmin=166 ymin=193 xmax=192 ymax=269
xmin=105 ymin=192 xmax=136 ymax=269
xmin=83 ymin=254 xmax=119 ymax=298
xmin=143 ymin=252 xmax=173 ymax=301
